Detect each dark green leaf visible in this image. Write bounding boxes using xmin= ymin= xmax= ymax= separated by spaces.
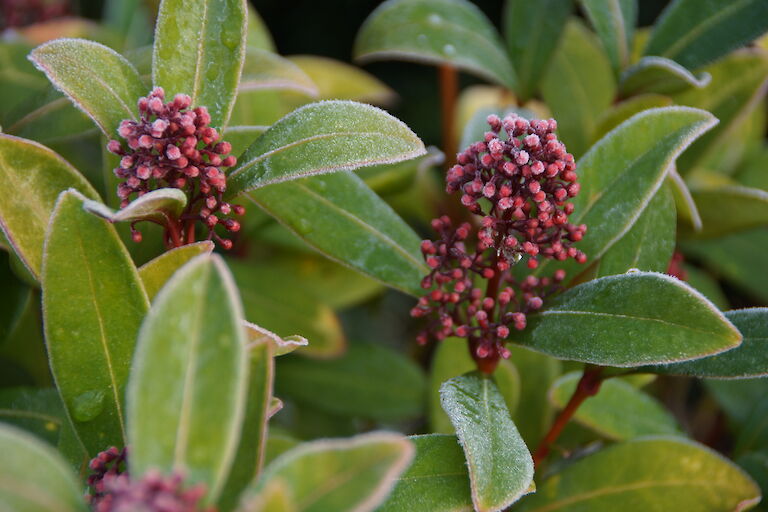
xmin=0 ymin=424 xmax=86 ymax=512
xmin=43 ymin=190 xmax=149 ymax=454
xmin=127 ymin=255 xmax=247 ymax=504
xmin=579 ymin=0 xmax=636 ymax=74
xmin=516 ymin=437 xmax=760 ymax=511
xmin=379 ymin=434 xmax=473 ymax=512
xmin=686 ymin=183 xmax=768 ymax=238
xmin=595 ymin=183 xmax=675 ymax=276
xmin=227 ymin=101 xmax=425 ymax=195
xmin=549 ymin=372 xmax=681 ymax=440
xmin=514 ymin=271 xmax=742 ymax=366
xmin=244 ymin=172 xmax=427 ymax=295
xmin=0 ymin=134 xmax=98 ymax=279
xmin=275 ymin=341 xmax=426 ymax=422
xmin=541 ymin=19 xmax=616 ymax=157
xmin=29 ymin=39 xmax=146 ymax=136
xmin=503 ymin=0 xmax=572 ymax=102
xmin=619 ymin=56 xmax=710 ymax=96
xmin=0 ymin=387 xmax=65 ymax=446
xmin=353 ymin=0 xmax=516 ymax=89
xmin=153 ymin=0 xmax=247 ymax=128
xmin=644 ymin=0 xmax=768 ymax=70
xmin=646 ymin=309 xmax=768 ymax=378
xmin=242 ymin=432 xmax=414 ymax=512
xmin=440 ymin=373 xmax=534 ymax=512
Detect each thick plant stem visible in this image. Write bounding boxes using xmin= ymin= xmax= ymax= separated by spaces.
xmin=439 ymin=64 xmax=458 ymax=165
xmin=532 ymin=365 xmax=604 ymax=466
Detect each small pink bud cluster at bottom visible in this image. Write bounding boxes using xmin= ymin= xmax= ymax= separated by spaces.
xmin=90 ymin=470 xmax=214 ymax=512
xmin=108 ymin=87 xmax=244 ymax=248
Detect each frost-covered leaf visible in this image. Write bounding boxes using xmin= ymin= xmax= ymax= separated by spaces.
xmin=29 ymin=38 xmax=146 ymax=137
xmin=153 ymin=0 xmax=247 ymax=128
xmin=620 ymin=56 xmax=710 ymax=96
xmin=579 ymin=0 xmax=636 ymax=74
xmin=137 ymin=241 xmax=214 ymax=300
xmin=536 ymin=106 xmax=716 ymax=280
xmin=379 ymin=434 xmax=473 ymax=512
xmin=275 ymin=342 xmax=426 ymax=422
xmin=43 ymin=190 xmax=149 ymax=455
xmin=644 ymin=0 xmax=768 ymax=70
xmin=595 ymin=183 xmax=676 ymax=276
xmin=244 ymin=321 xmax=308 ymax=356
xmin=514 ymin=271 xmax=742 ymax=367
xmin=645 ymin=308 xmax=768 ymax=379
xmin=541 ymin=20 xmax=616 ymax=157
xmin=503 ymin=0 xmax=572 ymax=102
xmin=516 ymin=437 xmax=760 ymax=511
xmin=244 ymin=172 xmax=427 ymax=296
xmin=127 ymin=255 xmax=247 ymax=505
xmin=288 ymin=55 xmax=396 ymax=105
xmin=83 ymin=188 xmax=187 ymax=224
xmin=241 ymin=433 xmax=414 ymax=512
xmin=673 ymin=50 xmax=768 ymax=174
xmin=354 ymin=0 xmax=516 ymax=89
xmin=227 ymin=100 xmax=425 ymax=194
xmin=0 ymin=134 xmax=98 ymax=279
xmin=549 ymin=372 xmax=681 ymax=440
xmin=440 ymin=373 xmax=534 ymax=512
xmin=240 ymin=48 xmax=318 ymax=97
xmin=0 ymin=424 xmax=87 ymax=512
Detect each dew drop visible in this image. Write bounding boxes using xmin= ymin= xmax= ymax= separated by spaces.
xmin=428 ymin=13 xmax=442 ymax=25
xmin=296 ymin=219 xmax=313 ymax=235
xmin=220 ymin=27 xmax=240 ymax=50
xmin=417 ymin=34 xmax=428 ymax=45
xmin=71 ymin=390 xmax=106 ymax=422
xmin=443 ymin=44 xmax=456 ymax=56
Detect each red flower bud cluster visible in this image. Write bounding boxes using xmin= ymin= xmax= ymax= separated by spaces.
xmin=90 ymin=470 xmax=213 ymax=512
xmin=447 ymin=113 xmax=586 ymax=268
xmin=412 ymin=114 xmax=585 ymax=373
xmin=86 ymin=446 xmax=128 ymax=505
xmin=108 ymin=87 xmax=244 ymax=249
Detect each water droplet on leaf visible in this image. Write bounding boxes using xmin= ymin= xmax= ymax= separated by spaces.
xmin=71 ymin=390 xmax=105 ymax=422
xmin=443 ymin=44 xmax=456 ymax=56
xmin=295 ymin=219 xmax=313 ymax=235
xmin=428 ymin=14 xmax=442 ymax=25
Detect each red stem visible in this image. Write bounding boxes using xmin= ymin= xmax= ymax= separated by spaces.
xmin=532 ymin=366 xmax=604 ymax=466
xmin=439 ymin=65 xmax=458 ymax=166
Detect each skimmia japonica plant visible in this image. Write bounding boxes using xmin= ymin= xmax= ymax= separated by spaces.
xmin=1 ymin=0 xmax=768 ymax=511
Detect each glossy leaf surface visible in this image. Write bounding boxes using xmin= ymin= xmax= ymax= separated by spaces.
xmin=354 ymin=0 xmax=516 ymax=89
xmin=127 ymin=255 xmax=247 ymax=504
xmin=43 ymin=190 xmax=148 ymax=454
xmin=441 ymin=373 xmax=534 ymax=512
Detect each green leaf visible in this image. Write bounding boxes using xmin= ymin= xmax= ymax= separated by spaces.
xmin=243 ymin=172 xmax=427 ymax=296
xmin=240 ymin=48 xmax=318 ymax=97
xmin=137 ymin=241 xmax=214 ymax=300
xmin=28 ymin=38 xmax=146 ymax=137
xmin=595 ymin=183 xmax=676 ymax=276
xmin=153 ymin=0 xmax=247 ymax=128
xmin=514 ymin=271 xmax=742 ymax=366
xmin=219 ymin=339 xmax=274 ymax=512
xmin=503 ymin=0 xmax=572 ymax=102
xmin=549 ymin=372 xmax=680 ymax=440
xmin=645 ymin=308 xmax=768 ymax=379
xmin=686 ymin=183 xmax=768 ymax=238
xmin=0 ymin=423 xmax=87 ymax=512
xmin=592 ymin=94 xmax=673 ymax=143
xmin=0 ymin=134 xmax=99 ymax=279
xmin=535 ymin=106 xmax=717 ymax=281
xmin=127 ymin=254 xmax=247 ymax=504
xmin=668 ymin=165 xmax=702 ymax=231
xmin=672 ymin=50 xmax=768 ymax=174
xmin=0 ymin=41 xmax=49 ymax=126
xmin=288 ymin=55 xmax=396 ymax=105
xmin=246 ymin=5 xmax=275 ymax=52
xmin=242 ymin=432 xmax=414 ymax=512
xmin=83 ymin=188 xmax=187 ymax=224
xmin=244 ymin=321 xmax=308 ymax=357
xmin=227 ymin=100 xmax=425 ymax=195
xmin=516 ymin=437 xmax=761 ymax=511
xmin=579 ymin=0 xmax=636 ymax=74
xmin=42 ymin=190 xmax=149 ymax=454
xmin=682 ymin=228 xmax=768 ymax=304
xmin=0 ymin=387 xmax=66 ymax=446
xmin=353 ymin=0 xmax=516 ymax=89
xmin=440 ymin=373 xmax=534 ymax=512
xmin=619 ymin=56 xmax=711 ymax=96
xmin=541 ymin=19 xmax=617 ymax=157
xmin=643 ymin=0 xmax=768 ymax=70
xmin=275 ymin=341 xmax=426 ymax=422
xmin=104 ymin=0 xmax=153 ymax=50
xmin=429 ymin=338 xmax=519 ymax=434
xmin=224 ymin=125 xmax=268 ymax=155
xmin=379 ymin=434 xmax=473 ymax=512
xmin=229 ymin=259 xmax=345 ymax=358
